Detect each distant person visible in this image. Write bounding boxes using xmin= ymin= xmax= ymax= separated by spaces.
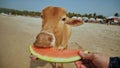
xmin=75 ymin=51 xmax=120 ymax=68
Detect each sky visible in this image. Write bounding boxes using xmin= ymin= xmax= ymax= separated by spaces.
xmin=0 ymin=0 xmax=120 ymax=16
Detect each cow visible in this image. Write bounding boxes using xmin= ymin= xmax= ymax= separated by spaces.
xmin=33 ymin=6 xmax=84 ymax=68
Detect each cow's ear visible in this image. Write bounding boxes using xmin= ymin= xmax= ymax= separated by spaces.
xmin=66 ymin=19 xmax=84 ymax=26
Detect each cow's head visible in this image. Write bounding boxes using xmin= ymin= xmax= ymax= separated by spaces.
xmin=34 ymin=6 xmax=84 ymax=47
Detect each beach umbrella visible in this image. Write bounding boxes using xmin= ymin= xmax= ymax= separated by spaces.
xmin=89 ymin=18 xmax=95 ymax=21
xmin=72 ymin=16 xmax=77 ymax=19
xmin=107 ymin=16 xmax=117 ymax=19
xmin=77 ymin=17 xmax=82 ymax=20
xmin=83 ymin=17 xmax=88 ymax=20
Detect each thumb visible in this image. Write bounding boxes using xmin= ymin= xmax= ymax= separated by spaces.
xmin=79 ymin=51 xmax=93 ymax=60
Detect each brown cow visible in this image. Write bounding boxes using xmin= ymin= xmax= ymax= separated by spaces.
xmin=33 ymin=6 xmax=84 ymax=68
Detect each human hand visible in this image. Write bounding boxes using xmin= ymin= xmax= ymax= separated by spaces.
xmin=75 ymin=51 xmax=109 ymax=68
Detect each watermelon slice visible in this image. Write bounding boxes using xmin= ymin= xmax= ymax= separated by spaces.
xmin=29 ymin=45 xmax=87 ymax=63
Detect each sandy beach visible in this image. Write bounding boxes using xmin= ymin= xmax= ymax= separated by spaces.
xmin=0 ymin=15 xmax=120 ymax=68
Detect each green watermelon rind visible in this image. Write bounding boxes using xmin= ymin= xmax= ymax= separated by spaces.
xmin=29 ymin=45 xmax=81 ymax=63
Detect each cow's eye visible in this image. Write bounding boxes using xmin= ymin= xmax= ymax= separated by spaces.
xmin=62 ymin=18 xmax=66 ymax=21
xmin=41 ymin=15 xmax=43 ymax=18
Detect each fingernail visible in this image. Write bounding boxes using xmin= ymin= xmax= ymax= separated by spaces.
xmin=84 ymin=50 xmax=89 ymax=54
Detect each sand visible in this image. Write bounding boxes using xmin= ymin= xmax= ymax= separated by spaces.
xmin=0 ymin=15 xmax=120 ymax=68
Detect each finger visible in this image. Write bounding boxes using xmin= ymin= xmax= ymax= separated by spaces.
xmin=75 ymin=61 xmax=82 ymax=68
xmin=81 ymin=64 xmax=87 ymax=68
xmin=78 ymin=51 xmax=93 ymax=60
xmin=75 ymin=61 xmax=87 ymax=68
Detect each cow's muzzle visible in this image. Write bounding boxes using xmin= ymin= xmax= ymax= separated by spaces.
xmin=34 ymin=31 xmax=55 ymax=47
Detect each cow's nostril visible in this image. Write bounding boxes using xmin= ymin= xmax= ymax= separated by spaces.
xmin=48 ymin=37 xmax=53 ymax=42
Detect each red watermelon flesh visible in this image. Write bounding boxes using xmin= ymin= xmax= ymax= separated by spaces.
xmin=29 ymin=45 xmax=85 ymax=62
xmin=32 ymin=46 xmax=81 ymax=58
